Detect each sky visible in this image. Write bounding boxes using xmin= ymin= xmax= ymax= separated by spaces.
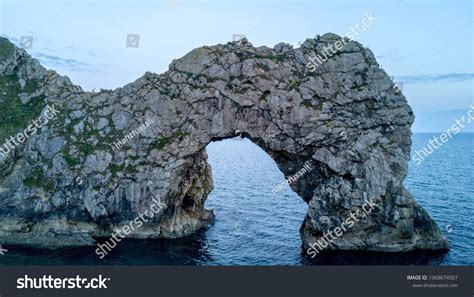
xmin=0 ymin=0 xmax=472 ymax=132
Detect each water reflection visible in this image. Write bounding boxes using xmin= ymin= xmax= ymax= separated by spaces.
xmin=301 ymin=247 xmax=449 ymax=265
xmin=0 ymin=229 xmax=214 ymax=265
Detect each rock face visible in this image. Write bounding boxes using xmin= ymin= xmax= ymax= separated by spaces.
xmin=0 ymin=35 xmax=448 ymax=251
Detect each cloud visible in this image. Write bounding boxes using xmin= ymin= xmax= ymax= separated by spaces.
xmin=33 ymin=52 xmax=102 ymax=73
xmin=32 ymin=52 xmax=89 ymax=68
xmin=1 ymin=34 xmax=102 ymax=73
xmin=394 ymin=73 xmax=474 ymax=84
xmin=32 ymin=51 xmax=104 ymax=73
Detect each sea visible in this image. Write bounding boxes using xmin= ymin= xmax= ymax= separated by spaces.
xmin=1 ymin=133 xmax=472 ymax=265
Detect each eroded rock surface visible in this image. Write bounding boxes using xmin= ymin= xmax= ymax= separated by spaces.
xmin=0 ymin=35 xmax=448 ymax=251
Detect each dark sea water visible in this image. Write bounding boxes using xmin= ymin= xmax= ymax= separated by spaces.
xmin=404 ymin=133 xmax=473 ymax=266
xmin=1 ymin=134 xmax=472 ymax=265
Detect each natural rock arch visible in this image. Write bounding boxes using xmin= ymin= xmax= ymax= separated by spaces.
xmin=0 ymin=34 xmax=448 ymax=252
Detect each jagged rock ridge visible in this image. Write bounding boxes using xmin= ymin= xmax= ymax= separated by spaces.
xmin=0 ymin=34 xmax=448 ymax=252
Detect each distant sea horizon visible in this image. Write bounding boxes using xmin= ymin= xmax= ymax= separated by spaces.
xmin=411 ymin=108 xmax=474 ymax=133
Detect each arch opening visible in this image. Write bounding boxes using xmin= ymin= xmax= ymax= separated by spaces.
xmin=202 ymin=137 xmax=308 ymax=264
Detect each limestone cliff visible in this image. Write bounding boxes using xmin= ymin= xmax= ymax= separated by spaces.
xmin=0 ymin=34 xmax=448 ymax=251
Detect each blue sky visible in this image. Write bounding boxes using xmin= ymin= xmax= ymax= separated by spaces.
xmin=0 ymin=0 xmax=472 ymax=132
